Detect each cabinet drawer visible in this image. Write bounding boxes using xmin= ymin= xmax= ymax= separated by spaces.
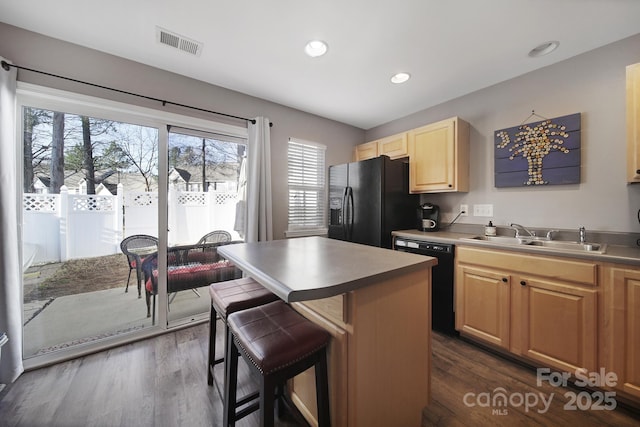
xmin=456 ymin=246 xmax=598 ymax=286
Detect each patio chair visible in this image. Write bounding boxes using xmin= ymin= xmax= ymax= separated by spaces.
xmin=120 ymin=234 xmax=158 ymax=298
xmin=197 ymin=230 xmax=232 ymax=244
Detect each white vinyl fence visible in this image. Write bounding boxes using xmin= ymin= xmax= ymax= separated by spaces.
xmin=23 ymin=184 xmax=240 ymax=266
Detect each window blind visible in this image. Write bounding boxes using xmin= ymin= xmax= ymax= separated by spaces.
xmin=287 ymin=138 xmax=326 ymax=232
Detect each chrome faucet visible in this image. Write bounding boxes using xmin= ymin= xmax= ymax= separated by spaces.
xmin=510 ymin=223 xmax=536 ymax=238
xmin=579 ymin=226 xmax=586 ymax=244
xmin=546 ymin=230 xmax=559 ymax=240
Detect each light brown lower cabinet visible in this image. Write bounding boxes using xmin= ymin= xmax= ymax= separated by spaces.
xmin=456 ymin=245 xmax=640 ymax=406
xmin=289 ymin=267 xmax=432 ymax=427
xmin=603 ymin=266 xmax=640 ymax=400
xmin=456 ymin=265 xmax=511 ymax=349
xmin=519 ymin=276 xmax=597 ymax=373
xmin=455 ymin=246 xmax=598 ymax=375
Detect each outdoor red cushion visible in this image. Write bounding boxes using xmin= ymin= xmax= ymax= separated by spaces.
xmin=145 ymin=260 xmax=241 ymax=293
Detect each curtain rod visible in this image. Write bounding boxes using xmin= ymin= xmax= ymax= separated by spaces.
xmin=1 ymin=60 xmax=273 ymax=127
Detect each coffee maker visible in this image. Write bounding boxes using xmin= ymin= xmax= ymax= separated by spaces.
xmin=417 ymin=203 xmax=440 ymax=232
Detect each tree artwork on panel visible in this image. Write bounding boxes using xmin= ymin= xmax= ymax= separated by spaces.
xmin=496 ymin=121 xmax=569 ymax=184
xmin=494 ymin=113 xmax=581 ymax=187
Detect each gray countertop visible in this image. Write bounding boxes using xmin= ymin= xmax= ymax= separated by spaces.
xmin=218 ymin=236 xmax=437 ymax=302
xmin=392 ymin=229 xmax=640 ymax=266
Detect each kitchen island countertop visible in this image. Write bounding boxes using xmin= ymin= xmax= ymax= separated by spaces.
xmin=217 ymin=235 xmax=436 ymax=302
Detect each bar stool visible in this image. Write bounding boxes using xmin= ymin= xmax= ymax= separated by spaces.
xmin=224 ymin=300 xmax=331 ymax=427
xmin=207 ymin=277 xmax=278 ymax=390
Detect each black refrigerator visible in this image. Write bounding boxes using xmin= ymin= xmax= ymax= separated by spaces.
xmin=328 ymin=155 xmax=418 ymax=249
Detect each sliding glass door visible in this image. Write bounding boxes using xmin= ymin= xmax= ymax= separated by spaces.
xmin=164 ymin=127 xmax=247 ymax=327
xmin=18 ymin=84 xmax=249 ymax=365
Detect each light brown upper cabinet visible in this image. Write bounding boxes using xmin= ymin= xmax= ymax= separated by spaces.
xmin=627 ymin=63 xmax=640 ymax=183
xmin=355 ymin=132 xmax=408 ymax=162
xmin=377 ymin=133 xmax=408 ymax=160
xmin=408 ymin=117 xmax=470 ymax=193
xmin=353 ymin=140 xmax=378 ymax=161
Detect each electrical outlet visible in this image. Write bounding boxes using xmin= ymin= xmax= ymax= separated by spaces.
xmin=460 ymin=204 xmax=468 ymax=216
xmin=473 ymin=204 xmax=494 ymax=217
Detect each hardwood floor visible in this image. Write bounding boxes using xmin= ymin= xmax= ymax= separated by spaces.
xmin=0 ymin=321 xmax=302 ymax=427
xmin=1 ymin=323 xmax=639 ymax=426
xmin=424 ymin=332 xmax=640 ymax=426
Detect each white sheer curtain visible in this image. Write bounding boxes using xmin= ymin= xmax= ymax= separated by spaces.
xmin=245 ymin=117 xmax=273 ymax=242
xmin=0 ymin=58 xmax=24 ymax=384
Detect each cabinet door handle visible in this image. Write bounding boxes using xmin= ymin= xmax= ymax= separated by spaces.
xmin=520 ymin=280 xmax=526 ymax=286
xmin=502 ymin=278 xmax=508 ymax=283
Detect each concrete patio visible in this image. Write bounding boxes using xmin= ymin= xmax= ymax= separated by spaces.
xmin=23 ymin=284 xmax=211 ymax=357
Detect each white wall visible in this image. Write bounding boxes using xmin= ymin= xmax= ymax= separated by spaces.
xmin=0 ymin=22 xmax=364 ymax=240
xmin=366 ymin=33 xmax=640 ymax=233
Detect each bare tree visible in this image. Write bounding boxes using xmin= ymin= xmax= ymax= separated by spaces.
xmin=50 ymin=112 xmax=65 ymax=193
xmin=23 ymin=111 xmax=36 ymax=193
xmin=81 ymin=116 xmax=96 ymax=194
xmin=117 ymin=125 xmax=158 ymax=191
xmin=24 ymin=108 xmax=154 ymax=194
xmin=100 ymin=141 xmax=131 ymax=171
xmin=63 ymin=116 xmax=117 ymax=194
xmin=22 ymin=108 xmax=51 ymax=192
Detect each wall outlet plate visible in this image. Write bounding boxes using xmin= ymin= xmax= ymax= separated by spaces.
xmin=460 ymin=204 xmax=468 ymax=216
xmin=473 ymin=204 xmax=494 ymax=217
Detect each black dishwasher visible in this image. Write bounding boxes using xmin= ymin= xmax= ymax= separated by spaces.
xmin=393 ymin=236 xmax=456 ymax=335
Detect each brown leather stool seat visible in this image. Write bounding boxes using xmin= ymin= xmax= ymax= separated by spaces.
xmin=207 ymin=277 xmax=278 ymax=390
xmin=224 ymin=300 xmax=331 ymax=427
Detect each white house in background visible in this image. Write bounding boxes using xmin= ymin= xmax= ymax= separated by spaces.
xmin=32 ymin=163 xmax=239 ymax=195
xmin=168 ymin=164 xmax=239 ymax=192
xmin=33 ymin=170 xmax=88 ymax=194
xmin=33 ymin=168 xmax=157 ymax=195
xmin=94 ymin=171 xmax=154 ymax=194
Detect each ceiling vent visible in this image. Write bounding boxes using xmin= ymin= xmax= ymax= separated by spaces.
xmin=156 ymin=27 xmax=203 ymax=56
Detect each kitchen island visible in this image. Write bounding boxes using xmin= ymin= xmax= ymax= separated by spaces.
xmin=218 ymin=236 xmax=436 ymax=427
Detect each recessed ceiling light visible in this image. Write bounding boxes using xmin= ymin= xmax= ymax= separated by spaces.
xmin=528 ymin=41 xmax=559 ymax=58
xmin=391 ymin=72 xmax=411 ymax=84
xmin=305 ymin=40 xmax=328 ymax=58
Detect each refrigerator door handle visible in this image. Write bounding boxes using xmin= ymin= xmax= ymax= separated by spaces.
xmin=345 ymin=186 xmax=354 ymax=240
xmin=342 ymin=187 xmax=349 ymax=236
xmin=348 ymin=187 xmax=354 ymax=236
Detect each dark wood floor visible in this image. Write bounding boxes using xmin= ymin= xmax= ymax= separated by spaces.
xmin=424 ymin=332 xmax=640 ymax=426
xmin=1 ymin=322 xmax=639 ymax=426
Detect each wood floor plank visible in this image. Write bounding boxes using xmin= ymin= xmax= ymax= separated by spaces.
xmin=1 ymin=323 xmax=639 ymax=426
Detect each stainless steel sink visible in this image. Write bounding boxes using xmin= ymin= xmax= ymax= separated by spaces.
xmin=459 ymin=235 xmax=607 ymax=254
xmin=526 ymin=240 xmax=607 ymax=253
xmin=459 ymin=235 xmax=533 ymax=245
